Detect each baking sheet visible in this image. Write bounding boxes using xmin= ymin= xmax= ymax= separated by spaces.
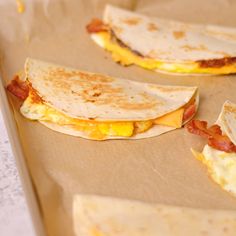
xmin=0 ymin=67 xmax=45 ymax=235
xmin=1 ymin=0 xmax=236 ymax=235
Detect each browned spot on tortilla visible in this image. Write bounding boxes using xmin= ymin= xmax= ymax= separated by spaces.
xmin=83 ymin=83 xmax=157 ymax=110
xmin=84 ymin=87 xmax=157 ymax=110
xmin=181 ymin=44 xmax=231 ymax=58
xmin=140 ymin=92 xmax=162 ymax=104
xmin=147 ymin=23 xmax=158 ymax=32
xmin=181 ymin=44 xmax=208 ymax=51
xmin=224 ymin=104 xmax=236 ymax=114
xmin=197 ymin=57 xmax=236 ymax=68
xmin=173 ymin=31 xmax=185 ymax=39
xmin=118 ymin=101 xmax=157 ymax=110
xmin=59 ymin=80 xmax=72 ymax=90
xmin=71 ymin=82 xmax=125 ymax=105
xmin=93 ymin=92 xmax=101 ymax=97
xmin=147 ymin=49 xmax=170 ymax=58
xmin=84 ymin=86 xmax=121 ymax=102
xmin=86 ymin=98 xmax=96 ymax=103
xmin=79 ymin=72 xmax=114 ymax=83
xmin=149 ymin=85 xmax=194 ymax=93
xmin=122 ymin=17 xmax=141 ymax=25
xmin=49 ymin=69 xmax=114 ymax=83
xmin=207 ymin=30 xmax=236 ymax=41
xmin=38 ymin=67 xmax=159 ymax=111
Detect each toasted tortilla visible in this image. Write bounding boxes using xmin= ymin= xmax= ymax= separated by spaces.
xmin=73 ymin=195 xmax=236 ymax=236
xmin=216 ymin=101 xmax=236 ymax=145
xmin=25 ymin=58 xmax=198 ymax=121
xmin=89 ymin=5 xmax=236 ymax=75
xmin=19 ymin=58 xmax=198 ymax=140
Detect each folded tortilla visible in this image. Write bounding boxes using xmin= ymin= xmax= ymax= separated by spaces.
xmin=87 ymin=5 xmax=236 ymax=75
xmin=189 ymin=101 xmax=236 ymax=197
xmin=73 ymin=194 xmax=236 ymax=236
xmin=8 ymin=58 xmax=198 ymax=140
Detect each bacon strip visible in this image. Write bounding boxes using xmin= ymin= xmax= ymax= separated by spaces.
xmin=186 ymin=120 xmax=236 ymax=153
xmin=86 ymin=18 xmax=108 ymax=33
xmin=183 ymin=103 xmax=196 ymax=122
xmin=197 ymin=57 xmax=236 ymax=68
xmin=208 ymin=134 xmax=236 ymax=153
xmin=6 ymin=75 xmax=29 ymax=100
xmin=86 ymin=19 xmax=145 ymax=57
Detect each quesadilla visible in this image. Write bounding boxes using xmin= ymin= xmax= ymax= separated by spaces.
xmin=73 ymin=194 xmax=236 ymax=236
xmin=187 ymin=101 xmax=236 ymax=196
xmin=87 ymin=5 xmax=236 ymax=75
xmin=7 ymin=58 xmax=198 ymax=140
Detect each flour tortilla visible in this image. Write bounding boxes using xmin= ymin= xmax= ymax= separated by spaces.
xmin=25 ymin=58 xmax=198 ymax=121
xmin=24 ymin=58 xmax=198 ymax=139
xmin=73 ymin=194 xmax=236 ymax=236
xmin=216 ymin=101 xmax=236 ymax=145
xmin=103 ymin=5 xmax=236 ymax=63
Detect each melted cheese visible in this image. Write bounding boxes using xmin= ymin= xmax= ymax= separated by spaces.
xmin=20 ymin=90 xmax=186 ymax=140
xmin=16 ymin=0 xmax=25 ymax=13
xmin=154 ymin=108 xmax=184 ymax=128
xmin=192 ymin=146 xmax=236 ymax=196
xmin=92 ymin=32 xmax=236 ymax=74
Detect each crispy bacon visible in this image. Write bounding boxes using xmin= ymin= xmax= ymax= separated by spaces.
xmin=29 ymin=87 xmax=44 ymax=103
xmin=198 ymin=57 xmax=236 ymax=68
xmin=86 ymin=18 xmax=108 ymax=33
xmin=183 ymin=103 xmax=196 ymax=122
xmin=208 ymin=124 xmax=222 ymax=136
xmin=186 ymin=120 xmax=236 ymax=153
xmin=6 ymin=75 xmax=29 ymax=100
xmin=187 ymin=120 xmax=209 ymax=137
xmin=208 ymin=134 xmax=236 ymax=153
xmin=86 ymin=19 xmax=145 ymax=57
xmin=187 ymin=120 xmax=221 ymax=138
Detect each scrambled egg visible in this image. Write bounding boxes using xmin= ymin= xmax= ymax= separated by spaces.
xmin=20 ymin=90 xmax=185 ymax=140
xmin=192 ymin=146 xmax=236 ymax=196
xmin=92 ymin=32 xmax=236 ymax=74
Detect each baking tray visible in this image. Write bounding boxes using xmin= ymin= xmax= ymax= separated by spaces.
xmin=1 ymin=0 xmax=236 ymax=236
xmin=0 ymin=75 xmax=46 ymax=236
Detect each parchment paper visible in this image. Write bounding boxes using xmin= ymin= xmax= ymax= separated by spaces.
xmin=1 ymin=0 xmax=236 ymax=235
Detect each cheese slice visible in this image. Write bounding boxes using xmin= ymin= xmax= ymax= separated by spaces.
xmin=154 ymin=107 xmax=184 ymax=128
xmin=20 ymin=90 xmax=186 ymax=139
xmin=92 ymin=32 xmax=236 ymax=74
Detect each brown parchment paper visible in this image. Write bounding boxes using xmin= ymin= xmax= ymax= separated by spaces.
xmin=1 ymin=0 xmax=236 ymax=235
